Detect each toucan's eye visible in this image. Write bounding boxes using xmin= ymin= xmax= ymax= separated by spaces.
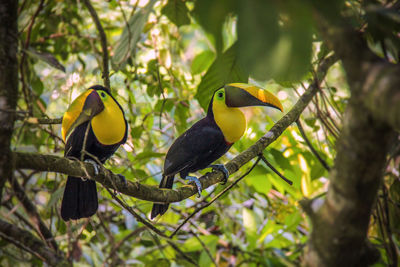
xmin=217 ymin=91 xmax=224 ymax=99
xmin=100 ymin=92 xmax=106 ymax=98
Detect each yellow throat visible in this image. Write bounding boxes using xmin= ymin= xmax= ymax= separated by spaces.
xmin=91 ymin=95 xmax=126 ymax=145
xmin=212 ymin=99 xmax=246 ymax=144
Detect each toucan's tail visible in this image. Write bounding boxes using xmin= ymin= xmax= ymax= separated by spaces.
xmin=150 ymin=175 xmax=174 ymax=219
xmin=61 ymin=176 xmax=98 ymax=221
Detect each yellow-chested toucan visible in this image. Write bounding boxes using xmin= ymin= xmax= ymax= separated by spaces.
xmin=151 ymin=83 xmax=283 ymax=219
xmin=61 ymin=85 xmax=127 ymax=221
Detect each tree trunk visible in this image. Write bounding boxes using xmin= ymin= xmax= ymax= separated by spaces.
xmin=0 ymin=0 xmax=18 ymax=199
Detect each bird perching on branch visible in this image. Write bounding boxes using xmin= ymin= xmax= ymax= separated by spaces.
xmin=60 ymin=85 xmax=128 ymax=221
xmin=151 ymin=83 xmax=283 ymax=219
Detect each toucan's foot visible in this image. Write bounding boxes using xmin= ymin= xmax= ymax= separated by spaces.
xmin=209 ymin=164 xmax=229 ymax=184
xmin=84 ymin=159 xmax=100 ymax=176
xmin=117 ymin=174 xmax=128 ymax=186
xmin=185 ymin=176 xmax=202 ymax=197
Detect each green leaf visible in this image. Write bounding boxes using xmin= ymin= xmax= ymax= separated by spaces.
xmin=183 ymin=235 xmax=218 ymax=252
xmin=24 ymin=48 xmax=66 ymax=72
xmin=304 ymin=118 xmax=317 ymax=128
xmin=47 ymin=187 xmax=64 ymax=208
xmin=135 ymin=151 xmax=165 ymax=161
xmin=195 ymin=43 xmax=249 ymax=110
xmin=193 ymin=0 xmax=236 ymax=52
xmin=112 ymin=0 xmax=157 ymax=70
xmin=246 ymin=174 xmax=271 ymax=195
xmin=191 ymin=50 xmax=215 ymax=74
xmin=310 ymin=161 xmax=326 ymax=181
xmin=131 ymin=125 xmax=144 ymax=139
xmin=243 ymin=208 xmax=258 ymax=248
xmin=269 ymin=149 xmax=293 ymax=171
xmin=174 ymin=100 xmax=189 ymax=133
xmin=237 ymin=0 xmax=313 ymax=82
xmin=389 ymin=179 xmax=400 ymax=203
xmin=161 ymin=0 xmax=190 ymax=27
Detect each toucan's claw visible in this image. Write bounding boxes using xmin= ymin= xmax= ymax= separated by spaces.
xmin=117 ymin=174 xmax=128 ymax=186
xmin=185 ymin=176 xmax=202 ymax=197
xmin=84 ymin=159 xmax=100 ymax=176
xmin=209 ymin=164 xmax=229 ymax=185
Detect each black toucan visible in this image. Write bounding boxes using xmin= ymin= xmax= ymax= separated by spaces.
xmin=151 ymin=83 xmax=283 ymax=219
xmin=60 ymin=85 xmax=127 ymax=221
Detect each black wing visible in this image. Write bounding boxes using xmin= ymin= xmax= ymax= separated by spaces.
xmin=163 ymin=117 xmax=231 ymax=177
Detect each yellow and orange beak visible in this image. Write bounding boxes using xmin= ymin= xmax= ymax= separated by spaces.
xmin=61 ymin=89 xmax=104 ymax=141
xmin=224 ymin=83 xmax=283 ymax=112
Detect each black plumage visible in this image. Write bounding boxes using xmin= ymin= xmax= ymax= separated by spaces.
xmin=61 ymin=87 xmax=127 ymax=221
xmin=151 ymin=98 xmax=232 ymax=219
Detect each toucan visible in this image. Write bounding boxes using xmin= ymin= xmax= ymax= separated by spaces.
xmin=151 ymin=83 xmax=283 ymax=219
xmin=60 ymin=85 xmax=127 ymax=221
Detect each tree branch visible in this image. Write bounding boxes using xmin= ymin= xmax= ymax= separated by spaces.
xmin=296 ymin=119 xmax=330 ymax=171
xmin=311 ymin=1 xmax=400 ymax=131
xmin=24 ymin=117 xmax=63 ymax=124
xmin=0 ymin=219 xmax=69 ymax=266
xmin=303 ymin=3 xmax=400 ymax=266
xmin=13 ymin=54 xmax=336 ymax=205
xmin=169 ymin=156 xmax=262 ymax=238
xmin=0 ymin=0 xmax=19 ymax=200
xmin=83 ymin=0 xmax=110 ymax=89
xmin=9 ymin=175 xmax=59 ymax=251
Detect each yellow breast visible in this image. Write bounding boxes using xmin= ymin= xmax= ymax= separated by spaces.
xmin=91 ymin=98 xmax=126 ymax=145
xmin=213 ymin=100 xmax=246 ymax=143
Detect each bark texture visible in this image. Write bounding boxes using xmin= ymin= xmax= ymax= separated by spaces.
xmin=302 ymin=1 xmax=399 ymax=266
xmin=0 ymin=0 xmax=18 ymax=200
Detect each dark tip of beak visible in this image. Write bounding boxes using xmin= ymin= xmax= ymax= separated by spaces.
xmin=84 ymin=90 xmax=104 ymax=117
xmin=225 ymin=86 xmax=266 ymax=108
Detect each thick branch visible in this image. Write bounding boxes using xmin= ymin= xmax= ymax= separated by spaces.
xmin=311 ymin=1 xmax=400 ymax=130
xmin=362 ymin=63 xmax=400 ymax=131
xmin=304 ymin=3 xmax=399 ymax=266
xmin=14 ymin=55 xmax=336 ymax=204
xmin=0 ymin=0 xmax=18 ymax=200
xmin=303 ymin=96 xmax=394 ymax=267
xmin=0 ymin=219 xmax=69 ymax=266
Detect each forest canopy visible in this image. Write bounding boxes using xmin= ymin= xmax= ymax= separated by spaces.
xmin=0 ymin=0 xmax=400 ymax=266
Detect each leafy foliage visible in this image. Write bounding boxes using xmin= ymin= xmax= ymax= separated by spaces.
xmin=2 ymin=0 xmax=400 ymax=266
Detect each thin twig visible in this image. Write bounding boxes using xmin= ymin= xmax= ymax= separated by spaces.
xmin=0 ymin=219 xmax=67 ymax=265
xmin=151 ymin=27 xmax=167 ymax=130
xmin=106 ymin=227 xmax=146 ymax=266
xmin=170 ymin=207 xmax=217 ymax=265
xmin=80 ymin=123 xmax=91 ymax=161
xmin=83 ymin=0 xmax=110 ymax=89
xmin=24 ymin=117 xmax=62 ymax=124
xmin=296 ymin=119 xmax=331 ymax=171
xmin=20 ymin=0 xmax=45 ymax=115
xmin=9 ymin=176 xmax=58 ymax=251
xmin=106 ymin=187 xmax=167 ymax=237
xmin=166 ymin=238 xmax=198 ymax=266
xmin=259 ymin=154 xmax=293 ymax=185
xmin=170 ymin=157 xmax=261 ymax=238
xmin=3 ymin=202 xmax=37 ymax=234
xmin=190 ymin=229 xmax=217 ymax=266
xmin=156 ymin=64 xmax=166 ymax=130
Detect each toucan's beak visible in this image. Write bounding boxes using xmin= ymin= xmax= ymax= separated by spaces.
xmin=61 ymin=89 xmax=104 ymax=141
xmin=224 ymin=83 xmax=283 ymax=112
